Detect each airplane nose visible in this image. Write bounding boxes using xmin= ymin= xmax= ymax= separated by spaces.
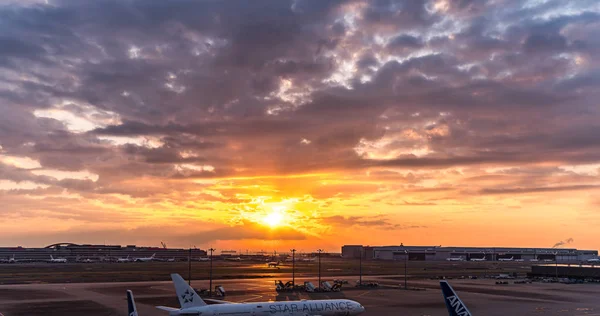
xmin=357 ymin=304 xmax=365 ymax=314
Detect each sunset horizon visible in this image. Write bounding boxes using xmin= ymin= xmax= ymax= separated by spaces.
xmin=1 ymin=0 xmax=600 ymax=253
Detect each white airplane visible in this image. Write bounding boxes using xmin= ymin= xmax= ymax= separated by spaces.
xmin=530 ymin=256 xmax=539 ymax=262
xmin=135 ymin=253 xmax=156 ymax=262
xmin=514 ymin=259 xmax=525 ymax=262
xmin=6 ymin=255 xmax=17 ymax=264
xmin=302 ymin=257 xmax=317 ymax=262
xmin=195 ymin=257 xmax=210 ymax=262
xmin=117 ymin=255 xmax=132 ymax=263
xmin=446 ymin=257 xmax=465 ymax=261
xmin=267 ymin=261 xmax=281 ymax=267
xmin=49 ymin=255 xmax=67 ymax=263
xmin=498 ymin=256 xmax=514 ymax=262
xmin=0 ymin=255 xmax=16 ymax=264
xmin=470 ymin=256 xmax=486 ymax=262
xmin=586 ymin=258 xmax=600 ymax=263
xmin=440 ymin=280 xmax=472 ymax=316
xmin=156 ymin=274 xmax=365 ymax=316
xmin=225 ymin=257 xmax=242 ymax=262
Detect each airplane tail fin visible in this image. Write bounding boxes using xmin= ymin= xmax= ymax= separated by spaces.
xmin=152 ymin=253 xmax=156 ymax=259
xmin=127 ymin=290 xmax=138 ymax=316
xmin=171 ymin=273 xmax=206 ymax=308
xmin=440 ymin=281 xmax=472 ymax=316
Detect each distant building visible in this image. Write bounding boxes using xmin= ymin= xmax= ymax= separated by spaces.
xmin=0 ymin=243 xmax=206 ymax=262
xmin=341 ymin=245 xmax=598 ymax=262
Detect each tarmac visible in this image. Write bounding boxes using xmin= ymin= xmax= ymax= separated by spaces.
xmin=1 ymin=275 xmax=600 ymax=316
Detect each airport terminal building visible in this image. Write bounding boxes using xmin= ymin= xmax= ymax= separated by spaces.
xmin=342 ymin=245 xmax=598 ymax=262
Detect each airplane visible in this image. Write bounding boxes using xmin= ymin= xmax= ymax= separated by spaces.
xmin=470 ymin=256 xmax=486 ymax=262
xmin=446 ymin=257 xmax=465 ymax=261
xmin=117 ymin=255 xmax=131 ymax=263
xmin=76 ymin=256 xmax=96 ymax=263
xmin=1 ymin=255 xmax=17 ymax=264
xmin=49 ymin=255 xmax=67 ymax=263
xmin=135 ymin=253 xmax=156 ymax=262
xmin=498 ymin=256 xmax=514 ymax=262
xmin=302 ymin=257 xmax=317 ymax=262
xmin=440 ymin=280 xmax=472 ymax=316
xmin=586 ymin=258 xmax=600 ymax=263
xmin=127 ymin=290 xmax=138 ymax=316
xmin=530 ymin=256 xmax=539 ymax=262
xmin=167 ymin=258 xmax=176 ymax=262
xmin=195 ymin=257 xmax=210 ymax=262
xmin=267 ymin=260 xmax=281 ymax=267
xmin=156 ymin=274 xmax=366 ymax=316
xmin=225 ymin=257 xmax=242 ymax=262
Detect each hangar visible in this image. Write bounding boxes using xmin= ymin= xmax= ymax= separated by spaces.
xmin=342 ymin=245 xmax=598 ymax=262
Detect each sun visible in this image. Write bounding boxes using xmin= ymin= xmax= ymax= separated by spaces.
xmin=262 ymin=209 xmax=285 ymax=228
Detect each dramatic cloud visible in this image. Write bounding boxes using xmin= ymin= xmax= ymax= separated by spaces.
xmin=1 ymin=0 xmax=600 ymax=250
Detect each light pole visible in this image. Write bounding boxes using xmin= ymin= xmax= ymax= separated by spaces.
xmin=404 ymin=250 xmax=408 ymax=290
xmin=209 ymin=248 xmax=215 ymax=296
xmin=188 ymin=247 xmax=192 ymax=286
xmin=317 ymin=249 xmax=323 ymax=290
xmin=359 ymin=247 xmax=363 ymax=286
xmin=290 ymin=248 xmax=296 ymax=286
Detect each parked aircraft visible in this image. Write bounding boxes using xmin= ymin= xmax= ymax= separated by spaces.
xmin=302 ymin=257 xmax=317 ymax=262
xmin=498 ymin=256 xmax=514 ymax=262
xmin=195 ymin=257 xmax=210 ymax=262
xmin=268 ymin=261 xmax=281 ymax=267
xmin=440 ymin=280 xmax=472 ymax=316
xmin=135 ymin=253 xmax=156 ymax=262
xmin=587 ymin=258 xmax=600 ymax=263
xmin=156 ymin=274 xmax=365 ymax=316
xmin=1 ymin=255 xmax=17 ymax=264
xmin=470 ymin=256 xmax=486 ymax=262
xmin=530 ymin=256 xmax=539 ymax=262
xmin=224 ymin=257 xmax=242 ymax=262
xmin=49 ymin=255 xmax=67 ymax=263
xmin=446 ymin=257 xmax=465 ymax=261
xmin=117 ymin=256 xmax=131 ymax=263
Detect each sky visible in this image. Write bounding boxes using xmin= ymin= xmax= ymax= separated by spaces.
xmin=1 ymin=0 xmax=599 ymax=252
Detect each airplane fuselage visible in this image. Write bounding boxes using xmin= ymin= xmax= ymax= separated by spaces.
xmin=180 ymin=299 xmax=364 ymax=316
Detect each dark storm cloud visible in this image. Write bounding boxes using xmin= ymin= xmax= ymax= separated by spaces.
xmin=0 ymin=0 xmax=599 ymax=199
xmin=386 ymin=34 xmax=424 ymax=50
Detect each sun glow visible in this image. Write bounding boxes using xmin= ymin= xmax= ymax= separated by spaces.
xmin=262 ymin=207 xmax=286 ymax=228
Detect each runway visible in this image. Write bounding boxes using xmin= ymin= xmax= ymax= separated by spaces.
xmin=1 ymin=275 xmax=600 ymax=315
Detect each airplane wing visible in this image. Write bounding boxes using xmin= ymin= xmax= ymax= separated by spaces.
xmin=156 ymin=306 xmax=179 ymax=312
